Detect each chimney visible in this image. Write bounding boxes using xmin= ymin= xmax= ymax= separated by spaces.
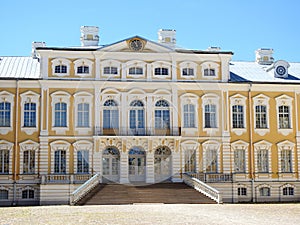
xmin=158 ymin=29 xmax=176 ymax=49
xmin=255 ymin=48 xmax=274 ymax=65
xmin=80 ymin=26 xmax=99 ymax=47
xmin=32 ymin=41 xmax=46 ymax=58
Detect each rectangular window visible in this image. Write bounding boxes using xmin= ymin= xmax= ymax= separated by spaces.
xmin=234 ymin=149 xmax=245 ymax=173
xmin=103 ymin=109 xmax=119 ymax=129
xmin=155 ymin=110 xmax=170 ymax=129
xmin=55 ymin=65 xmax=67 ymax=73
xmin=205 ymin=104 xmax=216 ymax=128
xmin=54 ymin=102 xmax=67 ymax=127
xmin=0 ymin=150 xmax=9 ymax=174
xmin=0 ymin=190 xmax=8 ymax=199
xmin=183 ymin=104 xmax=195 ymax=128
xmin=182 ymin=68 xmax=194 ymax=76
xmin=77 ymin=103 xmax=89 ymax=127
xmin=54 ymin=150 xmax=66 ymax=174
xmin=283 ymin=187 xmax=294 ymax=196
xmin=129 ymin=67 xmax=143 ymax=75
xmin=232 ymin=105 xmax=244 ymax=128
xmin=77 ymin=150 xmax=89 ymax=173
xmin=260 ymin=187 xmax=270 ymax=196
xmin=155 ymin=67 xmax=169 ymax=76
xmin=278 ymin=105 xmax=290 ymax=128
xmin=103 ymin=67 xmax=118 ymax=75
xmin=24 ymin=103 xmax=36 ymax=127
xmin=23 ymin=150 xmax=35 ymax=174
xmin=22 ymin=190 xmax=34 ymax=199
xmin=0 ymin=102 xmax=11 ymax=127
xmin=281 ymin=150 xmax=292 ymax=173
xmin=255 ymin=105 xmax=267 ymax=128
xmin=206 ymin=149 xmax=218 ymax=173
xmin=257 ymin=149 xmax=268 ymax=173
xmin=238 ymin=187 xmax=247 ymax=196
xmin=77 ymin=66 xmax=89 ymax=74
xmin=204 ymin=69 xmax=215 ymax=76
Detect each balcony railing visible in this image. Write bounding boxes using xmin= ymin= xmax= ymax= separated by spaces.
xmin=187 ymin=172 xmax=233 ymax=183
xmin=41 ymin=174 xmax=93 ymax=184
xmin=94 ymin=126 xmax=181 ymax=136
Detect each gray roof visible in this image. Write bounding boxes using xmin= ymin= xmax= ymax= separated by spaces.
xmin=0 ymin=57 xmax=40 ymax=79
xmin=230 ymin=61 xmax=300 ymax=83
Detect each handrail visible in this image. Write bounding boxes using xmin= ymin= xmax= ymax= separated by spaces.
xmin=182 ymin=173 xmax=222 ymax=204
xmin=70 ymin=173 xmax=100 ymax=205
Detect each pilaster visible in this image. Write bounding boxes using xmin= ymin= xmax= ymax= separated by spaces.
xmin=39 ymin=136 xmax=49 ymax=175
xmin=146 ymin=146 xmax=154 ymax=183
xmin=119 ymin=151 xmax=129 ymax=184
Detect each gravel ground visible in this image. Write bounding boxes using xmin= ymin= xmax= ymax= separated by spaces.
xmin=0 ymin=204 xmax=300 ymax=225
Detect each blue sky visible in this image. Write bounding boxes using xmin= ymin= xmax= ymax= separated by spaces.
xmin=0 ymin=0 xmax=299 ymax=62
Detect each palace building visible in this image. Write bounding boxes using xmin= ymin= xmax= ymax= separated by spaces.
xmin=0 ymin=26 xmax=300 ymax=205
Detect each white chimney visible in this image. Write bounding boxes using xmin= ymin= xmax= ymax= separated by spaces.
xmin=32 ymin=41 xmax=46 ymax=58
xmin=158 ymin=29 xmax=176 ymax=49
xmin=80 ymin=26 xmax=99 ymax=47
xmin=255 ymin=48 xmax=274 ymax=65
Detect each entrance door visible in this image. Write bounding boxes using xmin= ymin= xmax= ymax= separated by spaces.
xmin=102 ymin=147 xmax=120 ymax=183
xmin=128 ymin=147 xmax=146 ymax=182
xmin=154 ymin=146 xmax=171 ymax=182
xmin=184 ymin=150 xmax=196 ymax=173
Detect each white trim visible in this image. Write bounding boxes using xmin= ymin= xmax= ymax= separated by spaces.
xmin=151 ymin=61 xmax=172 ymax=79
xmin=101 ymin=59 xmax=121 ymax=78
xmin=253 ymin=94 xmax=270 ymax=136
xmin=277 ymin=140 xmax=295 ymax=175
xmin=275 ymin=94 xmax=293 ymax=136
xmin=125 ymin=60 xmax=146 ymax=78
xmin=51 ymin=58 xmax=71 ymax=76
xmin=179 ymin=61 xmax=197 ymax=79
xmin=73 ymin=140 xmax=93 ymax=174
xmin=0 ymin=140 xmax=14 ymax=174
xmin=180 ymin=93 xmax=199 ymax=133
xmin=230 ymin=94 xmax=247 ymax=136
xmin=19 ymin=140 xmax=39 ymax=174
xmin=201 ymin=61 xmax=219 ymax=79
xmin=20 ymin=91 xmax=40 ymax=135
xmin=253 ymin=140 xmax=272 ymax=176
xmin=231 ymin=140 xmax=249 ymax=174
xmin=0 ymin=91 xmax=14 ymax=135
xmin=74 ymin=58 xmax=93 ymax=77
xmin=202 ymin=93 xmax=219 ymax=135
xmin=50 ymin=140 xmax=70 ymax=174
xmin=202 ymin=140 xmax=220 ymax=173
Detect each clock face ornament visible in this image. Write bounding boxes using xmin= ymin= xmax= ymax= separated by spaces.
xmin=276 ymin=66 xmax=286 ymax=76
xmin=130 ymin=39 xmax=143 ymax=51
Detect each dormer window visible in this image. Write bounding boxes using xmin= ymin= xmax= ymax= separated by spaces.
xmin=52 ymin=58 xmax=71 ymax=76
xmin=201 ymin=62 xmax=219 ymax=79
xmin=74 ymin=59 xmax=93 ymax=77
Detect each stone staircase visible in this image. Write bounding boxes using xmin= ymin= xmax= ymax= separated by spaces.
xmin=76 ymin=182 xmax=216 ymax=205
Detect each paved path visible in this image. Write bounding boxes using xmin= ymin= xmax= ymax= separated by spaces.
xmin=0 ymin=204 xmax=300 ymax=225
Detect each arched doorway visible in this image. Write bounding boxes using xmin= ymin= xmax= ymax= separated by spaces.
xmin=154 ymin=146 xmax=172 ymax=182
xmin=128 ymin=147 xmax=146 ymax=182
xmin=102 ymin=147 xmax=120 ymax=182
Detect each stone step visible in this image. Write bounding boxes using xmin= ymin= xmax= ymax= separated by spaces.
xmin=77 ymin=183 xmax=216 ymax=205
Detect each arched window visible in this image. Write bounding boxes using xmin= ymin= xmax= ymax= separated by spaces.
xmin=259 ymin=187 xmax=270 ymax=196
xmin=204 ymin=68 xmax=215 ymax=76
xmin=129 ymin=67 xmax=143 ymax=75
xmin=154 ymin=67 xmax=169 ymax=75
xmin=77 ymin=66 xmax=89 ymax=74
xmin=155 ymin=100 xmax=170 ymax=129
xmin=103 ymin=100 xmax=119 ymax=129
xmin=0 ymin=189 xmax=8 ymax=200
xmin=22 ymin=189 xmax=35 ymax=199
xmin=129 ymin=100 xmax=145 ymax=134
xmin=102 ymin=147 xmax=120 ymax=181
xmin=154 ymin=146 xmax=172 ymax=182
xmin=283 ymin=187 xmax=294 ymax=196
xmin=55 ymin=65 xmax=67 ymax=74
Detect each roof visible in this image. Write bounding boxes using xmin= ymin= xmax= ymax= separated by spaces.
xmin=0 ymin=57 xmax=40 ymax=79
xmin=229 ymin=61 xmax=300 ymax=83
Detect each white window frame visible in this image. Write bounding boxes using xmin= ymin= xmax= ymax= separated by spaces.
xmin=50 ymin=140 xmax=70 ymax=174
xmin=151 ymin=61 xmax=172 ymax=79
xmin=180 ymin=93 xmax=199 ymax=132
xmin=101 ymin=60 xmax=121 ymax=78
xmin=125 ymin=60 xmax=146 ymax=78
xmin=19 ymin=140 xmax=39 ymax=174
xmin=20 ymin=91 xmax=40 ymax=135
xmin=230 ymin=94 xmax=246 ymax=136
xmin=51 ymin=58 xmax=71 ymax=76
xmin=277 ymin=140 xmax=294 ymax=174
xmin=254 ymin=140 xmax=272 ymax=175
xmin=0 ymin=140 xmax=14 ymax=174
xmin=202 ymin=140 xmax=220 ymax=173
xmin=201 ymin=61 xmax=219 ymax=79
xmin=73 ymin=140 xmax=93 ymax=174
xmin=275 ymin=94 xmax=293 ymax=136
xmin=231 ymin=140 xmax=249 ymax=173
xmin=0 ymin=91 xmax=14 ymax=135
xmin=74 ymin=58 xmax=93 ymax=77
xmin=51 ymin=91 xmax=71 ymax=134
xmin=202 ymin=93 xmax=219 ymax=134
xmin=74 ymin=91 xmax=93 ymax=134
xmin=253 ymin=94 xmax=270 ymax=136
xmin=179 ymin=61 xmax=197 ymax=78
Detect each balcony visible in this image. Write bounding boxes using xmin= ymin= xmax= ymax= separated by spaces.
xmin=94 ymin=127 xmax=181 ymax=136
xmin=41 ymin=174 xmax=93 ymax=184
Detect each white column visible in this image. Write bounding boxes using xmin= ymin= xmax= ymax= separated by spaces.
xmin=121 ymin=92 xmax=127 ymax=135
xmin=172 ymin=86 xmax=179 ymax=135
xmin=146 ymin=95 xmax=153 ymax=134
xmin=95 ymin=59 xmax=100 ymax=80
xmin=120 ymin=151 xmax=129 ymax=184
xmin=146 ymin=150 xmax=155 ymax=183
xmin=172 ymin=60 xmax=177 ymax=81
xmin=146 ymin=64 xmax=152 ymax=81
xmin=121 ymin=63 xmax=126 ymax=81
xmin=94 ymin=87 xmax=101 ymax=135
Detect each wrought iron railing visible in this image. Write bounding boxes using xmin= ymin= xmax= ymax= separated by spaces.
xmin=182 ymin=173 xmax=222 ymax=204
xmin=70 ymin=173 xmax=101 ymax=205
xmin=94 ymin=126 xmax=181 ymax=136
